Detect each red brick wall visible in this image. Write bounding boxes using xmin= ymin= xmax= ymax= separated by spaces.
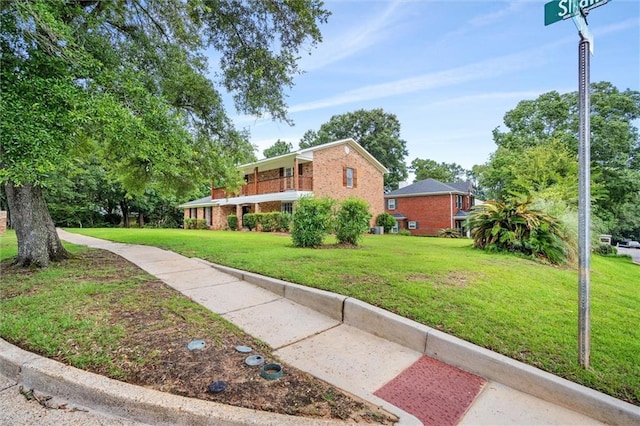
xmin=312 ymin=144 xmax=384 ymax=225
xmin=386 ymin=194 xmax=455 ymax=236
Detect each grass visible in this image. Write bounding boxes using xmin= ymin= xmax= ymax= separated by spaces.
xmin=0 ymin=233 xmax=247 ymax=377
xmin=2 ymin=228 xmax=639 ymax=406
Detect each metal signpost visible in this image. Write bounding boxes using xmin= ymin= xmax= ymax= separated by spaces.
xmin=544 ymin=0 xmax=612 ymax=369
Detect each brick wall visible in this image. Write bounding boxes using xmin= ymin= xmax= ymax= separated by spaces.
xmin=386 ymin=194 xmax=455 ymax=236
xmin=312 ymin=144 xmax=384 ymax=225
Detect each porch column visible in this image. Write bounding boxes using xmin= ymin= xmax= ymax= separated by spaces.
xmin=254 ymin=203 xmax=261 ymax=214
xmin=293 ymin=158 xmax=299 ymax=191
xmin=236 ymin=204 xmax=243 ymax=230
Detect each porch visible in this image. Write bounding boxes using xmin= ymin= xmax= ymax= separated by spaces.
xmin=213 ymin=175 xmax=313 ymax=199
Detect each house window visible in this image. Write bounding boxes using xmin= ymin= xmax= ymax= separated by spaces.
xmin=455 ymin=195 xmax=463 ymax=209
xmin=205 ymin=207 xmax=212 ymax=226
xmin=408 ymin=221 xmax=418 ymax=230
xmin=282 ymin=202 xmax=293 ymax=215
xmin=190 ymin=208 xmax=197 ymax=218
xmin=387 ymin=199 xmax=396 ymax=210
xmin=343 ymin=167 xmax=357 ymax=188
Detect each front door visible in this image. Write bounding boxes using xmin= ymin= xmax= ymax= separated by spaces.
xmin=242 ymin=205 xmax=250 ymax=228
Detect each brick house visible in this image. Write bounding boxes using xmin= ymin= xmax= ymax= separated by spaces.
xmin=384 ymin=178 xmax=475 ymax=236
xmin=179 ymin=138 xmax=388 ymax=230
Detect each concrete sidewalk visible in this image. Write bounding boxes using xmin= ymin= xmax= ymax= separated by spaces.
xmin=2 ymin=229 xmax=638 ymax=425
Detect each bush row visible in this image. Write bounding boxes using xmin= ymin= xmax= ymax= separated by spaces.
xmin=226 ymin=212 xmax=292 ymax=232
xmin=184 ymin=218 xmax=208 ymax=230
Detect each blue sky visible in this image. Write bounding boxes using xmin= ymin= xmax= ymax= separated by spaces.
xmin=220 ymin=0 xmax=639 ymax=172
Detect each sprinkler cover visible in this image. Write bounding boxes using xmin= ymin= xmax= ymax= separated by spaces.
xmin=187 ymin=340 xmax=206 ymax=350
xmin=208 ymin=380 xmax=227 ymax=393
xmin=235 ymin=345 xmax=252 ymax=353
xmin=244 ymin=355 xmax=264 ymax=366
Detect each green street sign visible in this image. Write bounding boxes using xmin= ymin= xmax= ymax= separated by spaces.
xmin=545 ymin=0 xmax=611 ymax=26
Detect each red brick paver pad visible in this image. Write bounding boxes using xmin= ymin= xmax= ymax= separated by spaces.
xmin=374 ymin=356 xmax=485 ymax=426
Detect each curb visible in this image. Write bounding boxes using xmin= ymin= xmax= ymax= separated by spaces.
xmin=197 ymin=259 xmax=640 ymax=426
xmin=0 ymin=339 xmax=360 ymax=426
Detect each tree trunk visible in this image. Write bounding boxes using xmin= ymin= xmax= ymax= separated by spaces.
xmin=120 ymin=200 xmax=129 ymax=228
xmin=4 ymin=182 xmax=70 ymax=267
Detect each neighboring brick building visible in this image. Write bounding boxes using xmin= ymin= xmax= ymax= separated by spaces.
xmin=384 ymin=179 xmax=475 ymax=236
xmin=179 ymin=139 xmax=388 ymax=230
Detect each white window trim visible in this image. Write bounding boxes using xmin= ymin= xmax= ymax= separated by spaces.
xmin=387 ymin=199 xmax=396 ymax=210
xmin=346 ymin=167 xmax=354 ymax=188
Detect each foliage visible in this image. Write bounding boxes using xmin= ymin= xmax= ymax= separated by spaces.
xmin=410 ymin=159 xmax=470 ymax=183
xmin=259 ymin=212 xmax=280 ymax=232
xmin=593 ymin=244 xmax=617 ymax=256
xmin=468 ymin=196 xmax=571 ymax=264
xmin=479 ymin=83 xmax=640 ymax=237
xmin=335 ymin=198 xmax=372 ymax=246
xmin=277 ymin=212 xmax=293 ymax=232
xmin=299 ymin=109 xmax=408 ymax=191
xmin=0 ymin=0 xmax=329 ymax=265
xmin=438 ymin=228 xmax=461 ymax=238
xmin=195 ymin=219 xmax=208 ymax=230
xmin=184 ymin=218 xmax=196 ymax=230
xmin=263 ymin=140 xmax=293 ymax=158
xmin=227 ymin=215 xmax=238 ymax=231
xmin=243 ymin=213 xmax=258 ymax=231
xmin=398 ymin=229 xmax=412 ymax=236
xmin=291 ymin=196 xmax=335 ymax=248
xmin=375 ymin=212 xmax=397 ymax=233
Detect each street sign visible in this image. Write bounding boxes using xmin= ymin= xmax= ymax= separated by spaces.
xmin=545 ymin=0 xmax=611 ymax=26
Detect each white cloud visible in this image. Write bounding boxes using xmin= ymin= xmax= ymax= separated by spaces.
xmin=288 ymin=46 xmax=552 ymax=113
xmin=301 ymin=0 xmax=406 ymax=71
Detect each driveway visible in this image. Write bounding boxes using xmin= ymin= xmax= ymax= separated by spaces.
xmin=616 ymin=246 xmax=640 ymax=264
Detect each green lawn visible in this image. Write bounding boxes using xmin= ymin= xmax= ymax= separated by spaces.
xmin=3 ymin=228 xmax=639 ymax=405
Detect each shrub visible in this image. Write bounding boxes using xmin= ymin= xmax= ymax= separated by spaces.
xmin=260 ymin=212 xmax=280 ymax=232
xmin=278 ymin=212 xmax=292 ymax=232
xmin=335 ymin=197 xmax=372 ymax=246
xmin=243 ymin=213 xmax=258 ymax=231
xmin=468 ymin=196 xmax=570 ymax=264
xmin=227 ymin=214 xmax=238 ymax=231
xmin=375 ymin=212 xmax=396 ymax=233
xmin=593 ymin=244 xmax=617 ymax=256
xmin=398 ymin=229 xmax=412 ymax=236
xmin=184 ymin=218 xmax=196 ymax=229
xmin=438 ymin=228 xmax=460 ymax=238
xmin=291 ymin=196 xmax=335 ymax=248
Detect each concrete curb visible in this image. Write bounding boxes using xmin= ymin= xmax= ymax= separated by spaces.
xmin=201 ymin=260 xmax=640 ymax=426
xmin=0 ymin=339 xmax=360 ymax=426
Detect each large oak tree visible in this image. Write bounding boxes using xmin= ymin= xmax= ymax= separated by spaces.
xmin=1 ymin=0 xmax=329 ymax=266
xmin=478 ymin=82 xmax=640 ymax=238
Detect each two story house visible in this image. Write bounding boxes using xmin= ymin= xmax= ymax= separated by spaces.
xmin=179 ymin=138 xmax=388 ymax=230
xmin=384 ymin=178 xmax=475 ymax=236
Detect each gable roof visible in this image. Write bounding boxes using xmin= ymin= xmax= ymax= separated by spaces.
xmin=239 ymin=138 xmax=389 ymax=175
xmin=385 ymin=178 xmax=472 ymax=198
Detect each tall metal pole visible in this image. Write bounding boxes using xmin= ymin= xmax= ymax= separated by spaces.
xmin=577 ymin=33 xmax=591 ymax=369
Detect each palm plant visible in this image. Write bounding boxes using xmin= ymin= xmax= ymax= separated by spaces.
xmin=468 ymin=196 xmax=570 ymax=264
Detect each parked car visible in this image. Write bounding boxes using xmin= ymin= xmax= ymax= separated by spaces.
xmin=628 ymin=241 xmax=640 ymax=249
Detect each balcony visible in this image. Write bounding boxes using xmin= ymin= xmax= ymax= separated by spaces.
xmin=213 ymin=176 xmax=313 ymax=199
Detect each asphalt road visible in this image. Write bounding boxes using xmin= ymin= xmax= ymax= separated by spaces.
xmin=616 ymin=246 xmax=640 ymax=264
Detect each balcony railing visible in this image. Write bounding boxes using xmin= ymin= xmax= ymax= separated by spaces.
xmin=213 ymin=176 xmax=313 ymax=199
